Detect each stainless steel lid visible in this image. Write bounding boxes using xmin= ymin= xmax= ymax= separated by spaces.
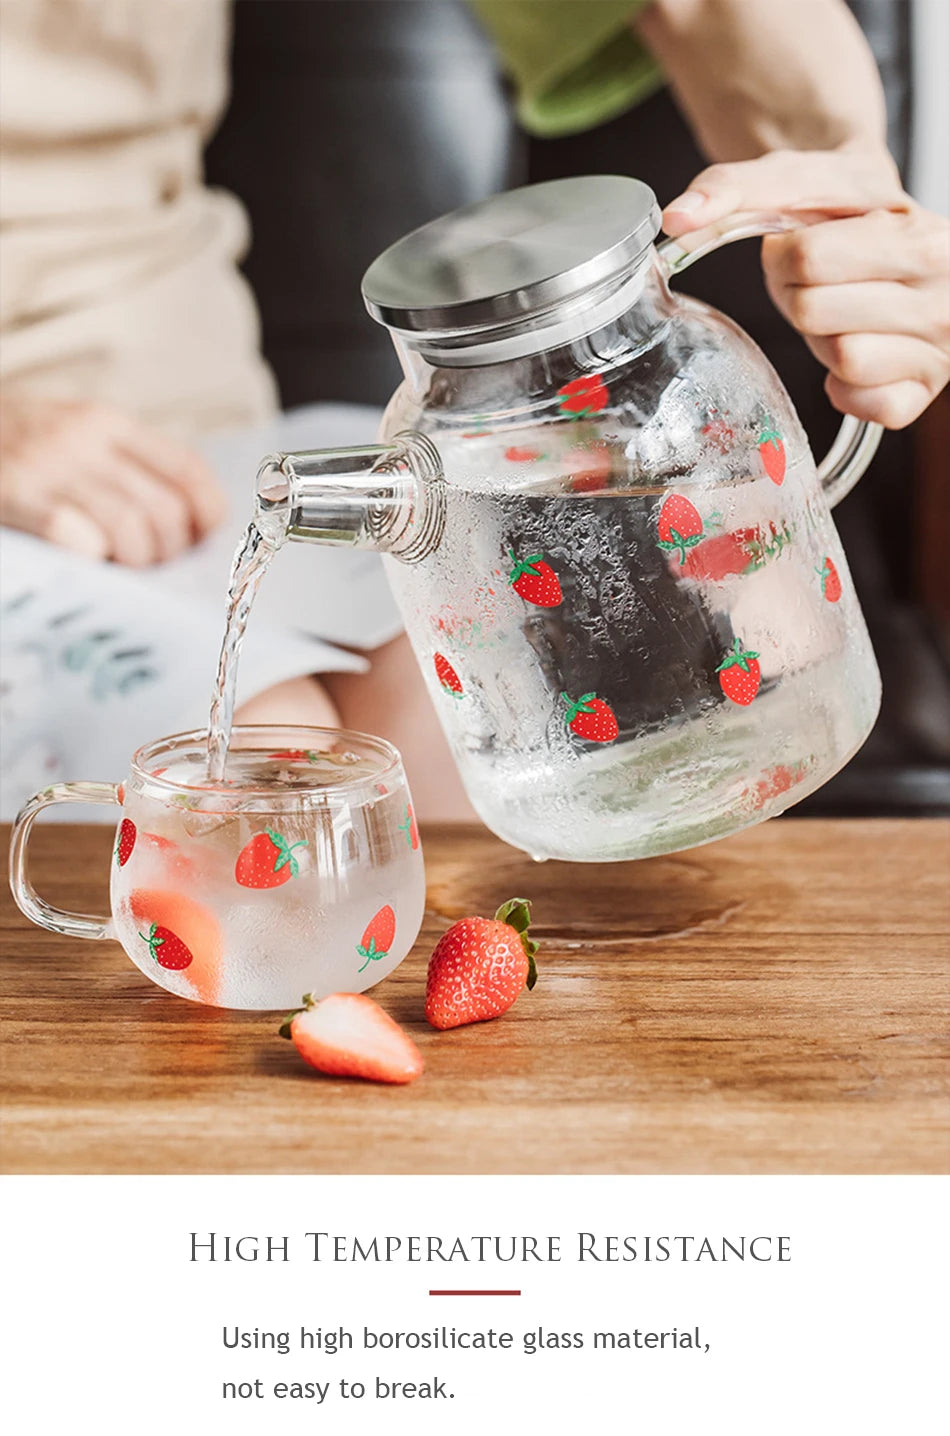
xmin=361 ymin=175 xmax=661 ymax=336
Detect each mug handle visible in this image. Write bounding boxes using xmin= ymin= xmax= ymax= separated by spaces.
xmin=656 ymin=214 xmax=883 ymax=508
xmin=9 ymin=781 xmax=120 ymax=940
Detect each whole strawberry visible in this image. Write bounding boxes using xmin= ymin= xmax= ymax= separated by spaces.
xmin=280 ymin=992 xmax=423 ymax=1084
xmin=425 ymin=897 xmax=538 ymax=1030
xmin=716 ymin=638 xmax=762 ymax=705
xmin=507 ymin=548 xmax=563 ymax=608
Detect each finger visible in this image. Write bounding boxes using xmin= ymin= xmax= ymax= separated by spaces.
xmin=806 ymin=332 xmax=949 ymax=390
xmin=45 ymin=501 xmax=111 ymax=561
xmin=663 ymin=147 xmax=905 ymax=235
xmin=101 ymin=456 xmax=194 ymax=562
xmin=825 ymin=373 xmax=935 ymax=429
xmin=65 ymin=476 xmax=162 ymax=566
xmin=112 ymin=416 xmax=227 ymax=533
xmin=762 ymin=209 xmax=948 ymax=287
xmin=764 ymin=275 xmax=939 ymax=340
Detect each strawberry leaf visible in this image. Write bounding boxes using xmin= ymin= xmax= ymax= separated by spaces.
xmin=495 ymin=898 xmax=538 ymax=981
xmin=495 ymin=897 xmax=531 ymax=933
xmin=279 ymin=990 xmax=319 ymax=1037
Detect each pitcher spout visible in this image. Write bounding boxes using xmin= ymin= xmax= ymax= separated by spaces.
xmin=255 ymin=431 xmax=444 ymax=562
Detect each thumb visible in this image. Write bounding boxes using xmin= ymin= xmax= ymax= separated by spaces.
xmin=662 ymin=147 xmax=905 ymax=237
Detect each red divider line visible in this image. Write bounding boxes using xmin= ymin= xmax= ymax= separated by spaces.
xmin=428 ymin=1290 xmax=521 ymax=1296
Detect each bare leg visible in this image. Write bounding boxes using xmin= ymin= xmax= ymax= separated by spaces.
xmin=324 ymin=634 xmax=476 ymax=822
xmin=235 ymin=674 xmax=340 ymax=728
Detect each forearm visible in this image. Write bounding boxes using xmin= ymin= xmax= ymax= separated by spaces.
xmin=634 ymin=0 xmax=887 ymax=160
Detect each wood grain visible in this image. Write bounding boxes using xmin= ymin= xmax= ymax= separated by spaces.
xmin=2 ymin=820 xmax=948 ymax=1175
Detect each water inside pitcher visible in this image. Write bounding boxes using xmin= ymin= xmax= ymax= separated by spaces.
xmin=255 ymin=177 xmax=882 ymax=862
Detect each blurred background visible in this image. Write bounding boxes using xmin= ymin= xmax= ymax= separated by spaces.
xmin=203 ymin=0 xmax=950 ymax=817
xmin=1 ymin=0 xmax=947 ymax=822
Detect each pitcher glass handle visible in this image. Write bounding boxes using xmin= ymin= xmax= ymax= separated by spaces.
xmin=657 ymin=214 xmax=883 ymax=508
xmin=9 ymin=781 xmax=120 ymax=939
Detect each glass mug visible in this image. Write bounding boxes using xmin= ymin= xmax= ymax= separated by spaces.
xmin=8 ymin=726 xmax=425 ymax=1010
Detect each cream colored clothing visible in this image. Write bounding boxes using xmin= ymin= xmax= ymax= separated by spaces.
xmin=0 ymin=0 xmax=277 ymax=436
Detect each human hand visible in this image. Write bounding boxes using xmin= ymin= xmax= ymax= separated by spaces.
xmin=0 ymin=394 xmax=227 ymax=564
xmin=663 ymin=147 xmax=950 ymax=428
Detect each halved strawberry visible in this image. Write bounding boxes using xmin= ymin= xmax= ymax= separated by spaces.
xmin=269 ymin=748 xmax=320 ymax=762
xmin=114 ymin=818 xmax=136 ymax=868
xmin=717 ymin=639 xmax=762 ymax=705
xmin=758 ymin=419 xmax=786 ymax=485
xmin=434 ymin=653 xmax=463 ymax=697
xmin=563 ymin=692 xmax=619 ymax=743
xmin=425 ymin=897 xmax=538 ymax=1030
xmin=507 ymin=549 xmax=562 ymax=608
xmin=357 ymin=905 xmax=396 ymax=973
xmin=235 ymin=828 xmax=307 ymax=888
xmin=505 ymin=445 xmax=542 ymax=463
xmin=280 ymin=993 xmax=424 ymax=1084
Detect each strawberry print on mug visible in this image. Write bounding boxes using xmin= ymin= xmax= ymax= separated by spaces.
xmin=357 ymin=905 xmax=396 ymax=974
xmin=235 ymin=828 xmax=307 ymax=888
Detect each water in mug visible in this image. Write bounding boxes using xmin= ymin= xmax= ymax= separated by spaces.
xmin=113 ymin=507 xmax=424 ymax=1010
xmin=383 ymin=448 xmax=879 ymax=863
xmin=111 ymin=740 xmax=424 ymax=1009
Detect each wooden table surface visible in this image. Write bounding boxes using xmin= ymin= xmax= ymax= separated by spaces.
xmin=2 ymin=819 xmax=948 ymax=1175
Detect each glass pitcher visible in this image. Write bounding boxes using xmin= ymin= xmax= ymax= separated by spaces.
xmin=256 ymin=176 xmax=882 ymax=863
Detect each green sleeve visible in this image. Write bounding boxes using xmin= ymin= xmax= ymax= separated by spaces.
xmin=470 ymin=0 xmax=662 ymax=138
